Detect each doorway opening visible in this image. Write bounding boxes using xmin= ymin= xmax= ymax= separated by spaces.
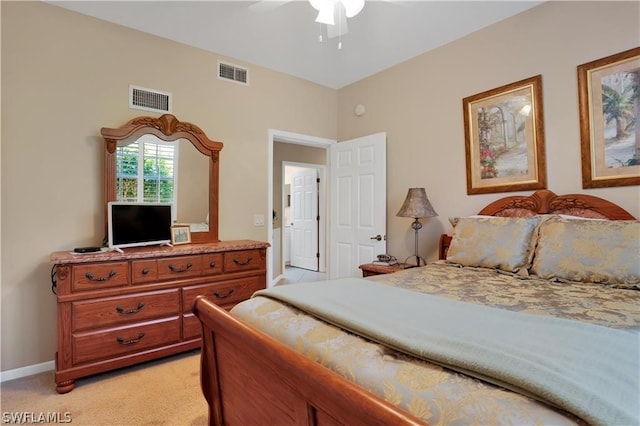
xmin=268 ymin=130 xmax=334 ymax=287
xmin=284 ymin=163 xmax=321 ymax=272
xmin=268 ymin=130 xmax=388 ymax=286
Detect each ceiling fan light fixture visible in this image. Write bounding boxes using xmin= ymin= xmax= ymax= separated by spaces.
xmin=310 ymin=0 xmax=364 ymax=25
xmin=308 ymin=0 xmax=326 ymax=11
xmin=342 ymin=0 xmax=364 ymax=18
xmin=314 ymin=2 xmax=335 ymax=25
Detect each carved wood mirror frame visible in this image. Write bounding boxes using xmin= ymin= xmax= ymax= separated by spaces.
xmin=101 ymin=114 xmax=223 ymax=244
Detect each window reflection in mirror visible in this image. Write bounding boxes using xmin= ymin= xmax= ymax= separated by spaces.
xmin=115 ymin=135 xmax=209 ymax=232
xmin=116 ymin=135 xmax=176 ymax=204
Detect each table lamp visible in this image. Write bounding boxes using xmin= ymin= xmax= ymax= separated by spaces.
xmin=396 ymin=188 xmax=438 ymax=266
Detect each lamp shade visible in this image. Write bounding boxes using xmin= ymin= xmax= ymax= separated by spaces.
xmin=396 ymin=188 xmax=437 ymax=218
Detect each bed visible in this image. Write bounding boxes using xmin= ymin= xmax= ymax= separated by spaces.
xmin=192 ymin=189 xmax=639 ymax=425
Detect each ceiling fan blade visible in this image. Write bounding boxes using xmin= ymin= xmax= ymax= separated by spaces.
xmin=326 ymin=8 xmax=348 ymax=38
xmin=248 ymin=0 xmax=292 ymax=14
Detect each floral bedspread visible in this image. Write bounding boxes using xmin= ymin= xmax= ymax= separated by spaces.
xmin=370 ymin=261 xmax=640 ymax=330
xmin=231 ymin=262 xmax=639 ymax=425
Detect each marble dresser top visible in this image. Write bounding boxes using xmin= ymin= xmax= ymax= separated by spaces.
xmin=51 ymin=240 xmax=270 ymax=264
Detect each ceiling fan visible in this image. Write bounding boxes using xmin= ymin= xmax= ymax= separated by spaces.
xmin=249 ymin=0 xmax=365 ymax=42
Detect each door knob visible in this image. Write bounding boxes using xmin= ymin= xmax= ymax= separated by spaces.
xmin=370 ymin=234 xmax=382 ymax=241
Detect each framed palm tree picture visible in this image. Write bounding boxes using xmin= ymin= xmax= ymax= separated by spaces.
xmin=578 ymin=47 xmax=640 ymax=188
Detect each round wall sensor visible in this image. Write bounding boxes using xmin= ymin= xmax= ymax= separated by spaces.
xmin=354 ymin=104 xmax=366 ymax=117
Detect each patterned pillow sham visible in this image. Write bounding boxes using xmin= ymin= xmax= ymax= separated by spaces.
xmin=445 ymin=216 xmax=543 ymax=274
xmin=531 ymin=216 xmax=640 ymax=288
xmin=448 ymin=215 xmax=492 ymax=227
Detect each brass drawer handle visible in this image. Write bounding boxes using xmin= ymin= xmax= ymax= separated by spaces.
xmin=116 ymin=332 xmax=145 ymax=346
xmin=85 ymin=270 xmax=117 ymax=282
xmin=213 ymin=289 xmax=235 ymax=299
xmin=232 ymin=257 xmax=253 ymax=266
xmin=116 ymin=302 xmax=145 ymax=315
xmin=168 ymin=262 xmax=192 ymax=273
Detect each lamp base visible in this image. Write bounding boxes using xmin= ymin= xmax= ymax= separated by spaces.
xmin=405 ymin=217 xmax=425 ymax=267
xmin=403 ymin=254 xmax=426 ymax=267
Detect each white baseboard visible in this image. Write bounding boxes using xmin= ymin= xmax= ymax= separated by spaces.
xmin=1 ymin=360 xmax=55 ymax=383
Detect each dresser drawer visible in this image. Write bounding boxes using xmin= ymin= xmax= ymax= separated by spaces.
xmin=202 ymin=253 xmax=223 ymax=276
xmin=72 ymin=317 xmax=181 ymax=365
xmin=132 ymin=260 xmax=158 ymax=284
xmin=72 ymin=262 xmax=129 ymax=292
xmin=157 ymin=255 xmax=202 ymax=280
xmin=71 ymin=289 xmax=180 ymax=332
xmin=183 ymin=300 xmax=237 ymax=340
xmin=223 ymin=250 xmax=262 ymax=273
xmin=183 ymin=313 xmax=202 ymax=340
xmin=182 ymin=276 xmax=264 ymax=311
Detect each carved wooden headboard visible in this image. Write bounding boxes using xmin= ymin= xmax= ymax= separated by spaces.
xmin=438 ymin=189 xmax=635 ymax=260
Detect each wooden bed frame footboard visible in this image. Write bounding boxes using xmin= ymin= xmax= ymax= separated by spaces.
xmin=192 ymin=295 xmax=426 ymax=426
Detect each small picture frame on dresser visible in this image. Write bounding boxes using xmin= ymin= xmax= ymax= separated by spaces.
xmin=171 ymin=225 xmax=191 ymax=245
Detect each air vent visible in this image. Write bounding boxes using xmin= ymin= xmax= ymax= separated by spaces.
xmin=129 ymin=85 xmax=172 ymax=113
xmin=218 ymin=61 xmax=249 ymax=85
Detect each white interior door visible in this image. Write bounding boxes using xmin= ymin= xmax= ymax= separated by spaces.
xmin=290 ymin=168 xmax=319 ymax=271
xmin=329 ymin=133 xmax=387 ymax=279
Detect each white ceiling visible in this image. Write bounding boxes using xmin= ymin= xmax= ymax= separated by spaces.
xmin=48 ymin=0 xmax=543 ymax=89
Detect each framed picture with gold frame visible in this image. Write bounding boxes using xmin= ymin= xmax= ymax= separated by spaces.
xmin=171 ymin=225 xmax=191 ymax=245
xmin=578 ymin=47 xmax=640 ymax=188
xmin=462 ymin=75 xmax=546 ymax=195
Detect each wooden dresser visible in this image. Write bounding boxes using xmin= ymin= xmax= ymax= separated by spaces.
xmin=50 ymin=240 xmax=268 ymax=393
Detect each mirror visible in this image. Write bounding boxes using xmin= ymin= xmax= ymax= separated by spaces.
xmin=174 ymin=137 xmax=210 ymax=229
xmin=113 ymin=135 xmax=210 ymax=229
xmin=101 ymin=114 xmax=223 ymax=243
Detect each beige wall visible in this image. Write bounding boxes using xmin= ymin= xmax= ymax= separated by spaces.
xmin=337 ymin=1 xmax=640 ymax=262
xmin=1 ymin=1 xmax=639 ymax=373
xmin=1 ymin=1 xmax=337 ymax=371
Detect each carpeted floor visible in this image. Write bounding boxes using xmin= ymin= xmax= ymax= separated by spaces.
xmin=0 ymin=350 xmax=207 ymax=425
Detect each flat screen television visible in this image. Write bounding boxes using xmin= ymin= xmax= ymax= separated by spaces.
xmin=108 ymin=202 xmax=173 ymax=249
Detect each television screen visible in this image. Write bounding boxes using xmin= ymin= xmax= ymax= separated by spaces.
xmin=108 ymin=202 xmax=172 ymax=249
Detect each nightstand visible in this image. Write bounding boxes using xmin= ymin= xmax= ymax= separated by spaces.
xmin=359 ymin=263 xmax=413 ymax=277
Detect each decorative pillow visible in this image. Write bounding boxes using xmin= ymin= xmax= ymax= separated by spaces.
xmin=558 ymin=214 xmax=606 ymax=221
xmin=531 ymin=216 xmax=640 ymax=288
xmin=448 ymin=215 xmax=492 ymax=227
xmin=445 ymin=216 xmax=543 ymax=274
